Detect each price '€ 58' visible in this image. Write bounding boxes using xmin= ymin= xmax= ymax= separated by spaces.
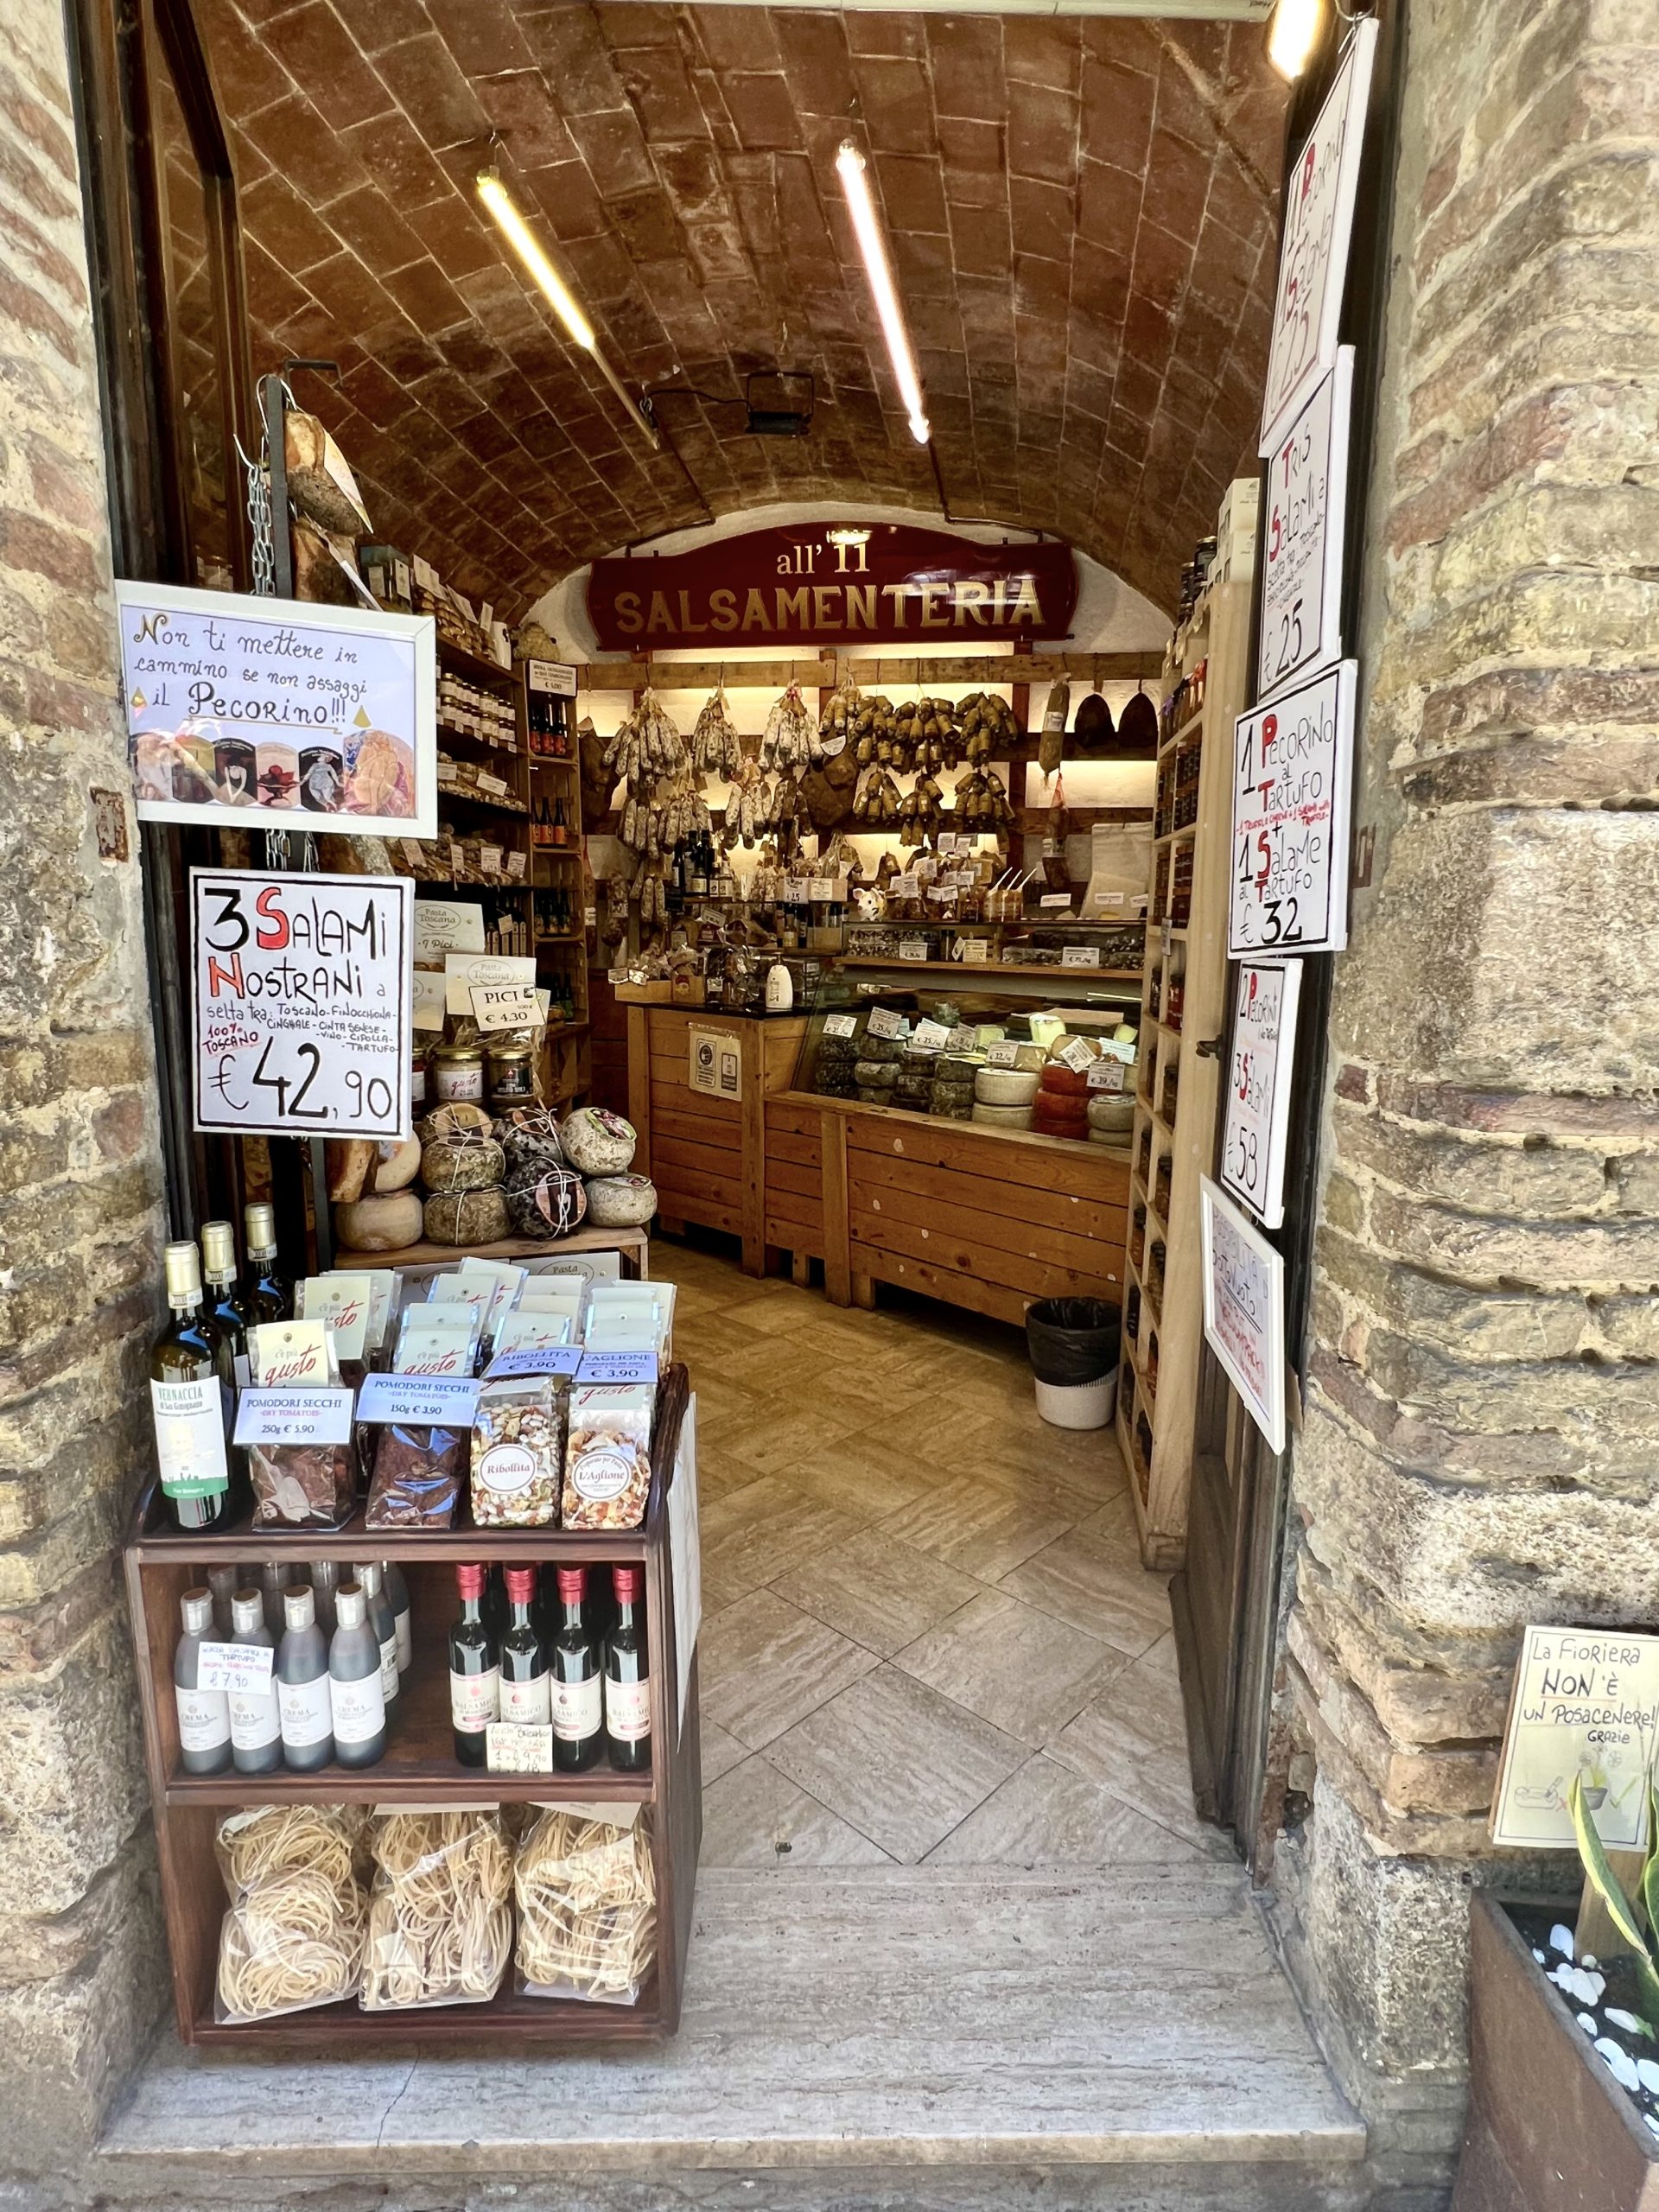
xmin=1228 ymin=662 xmax=1357 ymax=959
xmin=190 ymin=868 xmax=414 ymax=1139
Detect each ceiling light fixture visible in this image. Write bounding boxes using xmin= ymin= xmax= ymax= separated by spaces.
xmin=1267 ymin=0 xmax=1325 ymax=78
xmin=824 ymin=526 xmax=871 ymax=549
xmin=474 ymin=170 xmax=659 ymax=449
xmin=836 ymin=141 xmax=930 ymax=447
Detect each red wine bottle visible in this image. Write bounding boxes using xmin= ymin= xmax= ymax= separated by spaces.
xmin=449 ymin=1563 xmax=498 ymax=1766
xmin=605 ymin=1565 xmax=651 ymax=1772
xmin=500 ymin=1566 xmax=549 ymax=1726
xmin=550 ymin=1566 xmax=603 ymax=1772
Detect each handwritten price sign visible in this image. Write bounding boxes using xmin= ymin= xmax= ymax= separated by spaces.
xmin=190 ymin=868 xmax=413 ymax=1138
xmin=1220 ymin=962 xmax=1302 ymax=1230
xmin=1200 ymin=1178 xmax=1287 ymax=1453
xmin=1229 ymin=662 xmax=1357 ymax=957
xmin=1260 ymin=352 xmax=1353 ymax=703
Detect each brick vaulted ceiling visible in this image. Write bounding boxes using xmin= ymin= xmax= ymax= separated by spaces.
xmin=196 ymin=2 xmax=1287 ymax=619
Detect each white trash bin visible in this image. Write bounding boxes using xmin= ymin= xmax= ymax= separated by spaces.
xmin=1033 ymin=1371 xmax=1118 ymax=1431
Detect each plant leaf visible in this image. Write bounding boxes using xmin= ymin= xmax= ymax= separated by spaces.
xmin=1572 ymin=1777 xmax=1659 ymax=2020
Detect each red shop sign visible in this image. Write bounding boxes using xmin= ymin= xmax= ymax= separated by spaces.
xmin=587 ymin=523 xmax=1077 ymax=652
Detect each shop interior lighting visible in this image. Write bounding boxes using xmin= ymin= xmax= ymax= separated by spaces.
xmin=474 ymin=171 xmax=659 ymax=449
xmin=836 ymin=142 xmax=930 ymax=447
xmin=825 ymin=526 xmax=872 ymax=549
xmin=1267 ymin=0 xmax=1325 ymax=77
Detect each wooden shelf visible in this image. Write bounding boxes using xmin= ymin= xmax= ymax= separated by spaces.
xmin=332 ymin=1219 xmax=642 ymax=1274
xmin=439 ymin=726 xmax=522 ymax=759
xmin=437 ymin=637 xmax=519 ymax=689
xmin=185 ymin=1971 xmax=667 ymax=2049
xmin=1159 ymin=706 xmax=1205 ymax=756
xmin=839 ymin=958 xmax=1143 ymax=981
xmin=439 ymin=785 xmax=530 ymax=818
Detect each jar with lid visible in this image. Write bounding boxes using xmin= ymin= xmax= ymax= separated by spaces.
xmin=410 ymin=1043 xmax=428 ymax=1110
xmin=486 ymin=1039 xmax=535 ymax=1106
xmin=429 ymin=1040 xmax=485 ymax=1103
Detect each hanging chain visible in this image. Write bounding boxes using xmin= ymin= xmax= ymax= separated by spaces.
xmin=239 ymin=431 xmax=276 ymax=598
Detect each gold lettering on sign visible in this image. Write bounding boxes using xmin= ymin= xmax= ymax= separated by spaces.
xmin=880 ymin=584 xmax=910 ymax=630
xmin=709 ymin=588 xmax=738 ymax=632
xmin=1010 ymin=575 xmax=1042 ymax=625
xmin=776 ymin=586 xmax=809 ymax=629
xmin=845 ymin=585 xmax=877 ymax=628
xmin=646 ymin=591 xmax=674 ymax=633
xmin=919 ymin=582 xmax=950 ymax=628
xmin=677 ymin=590 xmax=709 ymax=635
xmin=957 ymin=581 xmax=989 ymax=626
xmin=833 ymin=539 xmax=869 ymax=573
xmin=614 ymin=591 xmax=644 ymax=636
xmin=812 ymin=585 xmax=838 ymax=630
xmin=741 ymin=588 xmax=772 ymax=632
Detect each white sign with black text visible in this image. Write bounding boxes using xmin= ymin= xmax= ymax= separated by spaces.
xmin=1260 ymin=350 xmax=1354 ymax=702
xmin=1259 ymin=18 xmax=1379 ymax=455
xmin=1220 ymin=961 xmax=1303 ymax=1230
xmin=1200 ymin=1178 xmax=1287 ymax=1454
xmin=1491 ymin=1627 xmax=1659 ymax=1853
xmin=688 ymin=1027 xmax=742 ymax=1099
xmin=190 ymin=869 xmax=412 ymax=1139
xmin=1229 ymin=660 xmax=1357 ymax=957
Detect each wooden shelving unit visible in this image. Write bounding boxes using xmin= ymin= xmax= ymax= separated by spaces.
xmin=1117 ymin=556 xmax=1255 ymax=1573
xmin=124 ymin=1368 xmax=699 ymax=2049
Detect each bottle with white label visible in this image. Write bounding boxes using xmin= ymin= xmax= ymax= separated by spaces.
xmin=174 ymin=1587 xmax=231 ymax=1775
xmin=499 ymin=1565 xmax=550 ymax=1726
xmin=550 ymin=1565 xmax=602 ymax=1772
xmin=227 ymin=1589 xmax=281 ymax=1775
xmin=276 ymin=1585 xmax=334 ymax=1773
xmin=328 ymin=1583 xmax=386 ymax=1769
xmin=605 ymin=1565 xmax=651 ymax=1772
xmin=149 ymin=1240 xmax=233 ymax=1535
xmin=353 ymin=1562 xmax=401 ymax=1726
xmin=381 ymin=1560 xmax=412 ymax=1675
xmin=200 ymin=1217 xmax=254 ymax=1389
xmin=450 ymin=1562 xmax=498 ymax=1766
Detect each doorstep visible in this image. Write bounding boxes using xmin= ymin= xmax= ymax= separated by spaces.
xmin=99 ymin=1865 xmax=1365 ymax=2211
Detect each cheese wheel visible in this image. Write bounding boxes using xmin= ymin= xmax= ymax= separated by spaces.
xmin=975 ymin=1068 xmax=1040 ymax=1107
xmin=1087 ymin=1094 xmax=1136 ymax=1135
xmin=971 ymin=1101 xmax=1034 ymax=1130
xmin=333 ymin=1189 xmax=422 ymax=1253
xmin=371 ymin=1135 xmax=423 ymax=1192
xmin=1039 ymin=1065 xmax=1090 ymax=1097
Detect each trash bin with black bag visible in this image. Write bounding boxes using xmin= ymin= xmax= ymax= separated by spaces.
xmin=1025 ymin=1297 xmax=1121 ymax=1430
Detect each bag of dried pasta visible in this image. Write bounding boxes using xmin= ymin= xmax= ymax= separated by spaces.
xmin=359 ymin=1808 xmax=513 ymax=2009
xmin=513 ymin=1807 xmax=656 ymax=2005
xmin=213 ymin=1805 xmax=367 ymax=2024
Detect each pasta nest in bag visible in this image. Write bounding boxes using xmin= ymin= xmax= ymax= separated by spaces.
xmin=214 ymin=1807 xmax=367 ymax=2023
xmin=515 ymin=1811 xmax=656 ymax=2002
xmin=362 ymin=1810 xmax=513 ymax=2010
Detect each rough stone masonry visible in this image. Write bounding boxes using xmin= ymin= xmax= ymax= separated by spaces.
xmin=0 ymin=0 xmax=168 ymax=2169
xmin=1276 ymin=0 xmax=1659 ymax=2191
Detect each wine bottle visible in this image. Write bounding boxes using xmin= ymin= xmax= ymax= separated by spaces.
xmin=174 ymin=1587 xmax=231 ymax=1775
xmin=382 ymin=1560 xmax=412 ymax=1674
xmin=149 ymin=1240 xmax=234 ymax=1535
xmin=450 ymin=1563 xmax=498 ymax=1766
xmin=228 ymin=1589 xmax=281 ymax=1776
xmin=328 ymin=1583 xmax=386 ymax=1769
xmin=550 ymin=1566 xmax=603 ymax=1771
xmin=550 ymin=796 xmax=568 ymax=849
xmin=499 ymin=1566 xmax=549 ymax=1726
xmin=605 ymin=1565 xmax=651 ymax=1772
xmin=200 ymin=1217 xmax=254 ymax=1387
xmin=353 ymin=1561 xmax=401 ymax=1725
xmin=276 ymin=1585 xmax=334 ymax=1773
xmin=242 ymin=1202 xmax=292 ymax=1324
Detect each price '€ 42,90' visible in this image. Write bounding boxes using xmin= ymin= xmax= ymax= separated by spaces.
xmin=1229 ymin=662 xmax=1356 ymax=959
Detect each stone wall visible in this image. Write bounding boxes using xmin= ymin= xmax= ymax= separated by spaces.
xmin=0 ymin=0 xmax=168 ymax=2172
xmin=1280 ymin=0 xmax=1659 ymax=2185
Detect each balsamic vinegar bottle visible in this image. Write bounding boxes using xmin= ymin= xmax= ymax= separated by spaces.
xmin=227 ymin=1588 xmax=281 ymax=1777
xmin=605 ymin=1566 xmax=652 ymax=1772
xmin=500 ymin=1566 xmax=550 ymax=1726
xmin=276 ymin=1586 xmax=334 ymax=1773
xmin=450 ymin=1563 xmax=498 ymax=1766
xmin=174 ymin=1588 xmax=232 ymax=1775
xmin=550 ymin=1566 xmax=603 ymax=1772
xmin=149 ymin=1240 xmax=234 ymax=1535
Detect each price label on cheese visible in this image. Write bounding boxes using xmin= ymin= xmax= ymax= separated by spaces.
xmin=912 ymin=1019 xmax=951 ymax=1052
xmin=898 ymin=938 xmax=929 ymax=962
xmin=957 ymin=938 xmax=992 ymax=965
xmin=823 ymin=1013 xmax=859 ymax=1039
xmin=867 ymin=1007 xmax=907 ymax=1040
xmin=986 ymin=1040 xmax=1020 ymax=1068
xmin=486 ymin=1723 xmax=555 ymax=1776
xmin=1060 ymin=944 xmax=1099 ymax=969
xmin=356 ymin=1373 xmax=483 ymax=1425
xmin=577 ymin=1351 xmax=661 ymax=1384
xmin=818 ymin=728 xmax=847 ymax=759
xmin=1039 ymin=893 xmax=1074 ymax=910
xmin=1058 ymin=1038 xmax=1097 ymax=1074
xmin=785 ymin=878 xmax=810 ymax=903
xmin=198 ymin=1640 xmax=275 ymax=1696
xmin=1101 ymin=1037 xmax=1138 ymax=1063
xmin=1087 ymin=1059 xmax=1128 ymax=1092
xmin=483 ymin=1347 xmax=585 ymax=1381
xmin=233 ymin=1388 xmax=355 ymax=1446
xmin=505 ymin=850 xmax=527 ymax=879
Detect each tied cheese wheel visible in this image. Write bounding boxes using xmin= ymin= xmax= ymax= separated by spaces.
xmin=584 ymin=1173 xmax=658 ymax=1228
xmin=558 ymin=1107 xmax=637 ymax=1177
xmin=505 ymin=1161 xmax=588 ymax=1240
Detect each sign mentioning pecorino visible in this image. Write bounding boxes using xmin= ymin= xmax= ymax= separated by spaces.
xmin=587 ymin=522 xmax=1077 ymax=652
xmin=190 ymin=869 xmax=412 ymax=1140
xmin=1259 ymin=350 xmax=1353 ymax=703
xmin=1219 ymin=960 xmax=1303 ymax=1230
xmin=1229 ymin=661 xmax=1357 ymax=957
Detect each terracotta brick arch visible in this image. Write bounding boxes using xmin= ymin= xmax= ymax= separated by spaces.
xmin=198 ymin=1 xmax=1286 ymax=615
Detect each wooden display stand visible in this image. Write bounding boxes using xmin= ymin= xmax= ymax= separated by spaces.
xmin=333 ymin=1224 xmax=651 ymax=1278
xmin=123 ymin=1369 xmax=700 ymax=2048
xmin=1118 ymin=561 xmax=1255 ymax=1572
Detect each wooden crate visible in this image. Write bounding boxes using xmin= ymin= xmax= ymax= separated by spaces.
xmin=124 ymin=1370 xmax=700 ymax=2049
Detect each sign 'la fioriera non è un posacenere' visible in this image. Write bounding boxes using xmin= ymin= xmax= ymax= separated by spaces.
xmin=586 ymin=523 xmax=1078 ymax=652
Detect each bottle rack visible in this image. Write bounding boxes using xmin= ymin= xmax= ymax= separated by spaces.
xmin=1116 ymin=529 xmax=1255 ymax=1572
xmin=123 ymin=1368 xmax=700 ymax=2048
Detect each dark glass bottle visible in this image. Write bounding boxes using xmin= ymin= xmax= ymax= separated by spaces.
xmin=550 ymin=1566 xmax=603 ymax=1772
xmin=149 ymin=1240 xmax=234 ymax=1535
xmin=200 ymin=1218 xmax=255 ymax=1388
xmin=449 ymin=1563 xmax=497 ymax=1767
xmin=605 ymin=1565 xmax=651 ymax=1772
xmin=499 ymin=1565 xmax=549 ymax=1726
xmin=242 ymin=1202 xmax=293 ymax=1325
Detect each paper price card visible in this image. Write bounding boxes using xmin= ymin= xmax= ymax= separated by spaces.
xmin=198 ymin=1641 xmax=274 ymax=1696
xmin=1087 ymin=1059 xmax=1126 ymax=1092
xmin=190 ymin=869 xmax=413 ymax=1140
xmin=867 ymin=1007 xmax=907 ymax=1041
xmin=1060 ymin=944 xmax=1099 ymax=969
xmin=1039 ymin=893 xmax=1073 ymax=910
xmin=471 ymin=979 xmax=539 ymax=1032
xmin=411 ymin=967 xmax=446 ymax=1033
xmin=1058 ymin=1037 xmax=1096 ymax=1073
xmin=1220 ymin=961 xmax=1303 ymax=1230
xmin=578 ymin=1351 xmax=660 ymax=1384
xmin=985 ymin=1041 xmax=1020 ymax=1067
xmin=1260 ymin=352 xmax=1354 ymax=704
xmin=823 ymin=1013 xmax=859 ymax=1039
xmin=958 ymin=939 xmax=992 ymax=964
xmin=1229 ymin=660 xmax=1357 ymax=958
xmin=912 ymin=1019 xmax=952 ymax=1052
xmin=1492 ymin=1629 xmax=1659 ymax=1851
xmin=898 ymin=938 xmax=930 ymax=962
xmin=234 ymin=1388 xmax=356 ymax=1446
xmin=486 ymin=1724 xmax=555 ymax=1776
xmin=446 ymin=950 xmax=534 ymax=1016
xmin=356 ymin=1373 xmax=482 ymax=1426
xmin=483 ymin=1347 xmax=584 ymax=1381
xmin=1199 ymin=1178 xmax=1287 ymax=1453
xmin=526 ymin=660 xmax=577 ymax=696
xmin=413 ymin=901 xmax=485 ymax=958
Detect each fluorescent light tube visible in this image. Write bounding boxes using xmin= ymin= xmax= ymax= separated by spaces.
xmin=836 ymin=142 xmax=930 ymax=446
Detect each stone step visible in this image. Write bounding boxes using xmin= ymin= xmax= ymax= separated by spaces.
xmin=99 ymin=1864 xmax=1367 ymax=2210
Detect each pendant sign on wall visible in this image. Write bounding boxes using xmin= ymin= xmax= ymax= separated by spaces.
xmin=1219 ymin=960 xmax=1303 ymax=1230
xmin=1199 ymin=1178 xmax=1287 ymax=1453
xmin=190 ymin=869 xmax=412 ymax=1139
xmin=1259 ymin=349 xmax=1354 ymax=703
xmin=1258 ymin=17 xmax=1379 ymax=455
xmin=117 ymin=582 xmax=436 ymax=834
xmin=1229 ymin=660 xmax=1357 ymax=957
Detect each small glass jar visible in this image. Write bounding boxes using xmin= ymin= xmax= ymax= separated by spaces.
xmin=486 ymin=1040 xmax=535 ymax=1102
xmin=410 ymin=1046 xmax=427 ymax=1109
xmin=429 ymin=1041 xmax=485 ymax=1103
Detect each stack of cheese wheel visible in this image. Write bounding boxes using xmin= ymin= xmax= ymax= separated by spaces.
xmin=973 ymin=1062 xmax=1039 ymax=1129
xmin=1033 ymin=1039 xmax=1093 ymax=1141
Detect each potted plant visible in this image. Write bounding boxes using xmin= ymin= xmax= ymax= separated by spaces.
xmin=1452 ymin=1782 xmax=1659 ymax=2209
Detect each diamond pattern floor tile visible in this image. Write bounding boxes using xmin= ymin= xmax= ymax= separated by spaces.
xmin=997 ymin=1523 xmax=1173 ymax=1658
xmin=924 ymin=1752 xmax=1211 ymax=1867
xmin=702 ymin=1753 xmax=894 ymax=1867
xmin=771 ymin=1528 xmax=988 ymax=1658
xmin=893 ymin=1587 xmax=1125 ymax=1748
xmin=700 ymin=1587 xmax=879 ymax=1751
xmin=877 ymin=1471 xmax=1075 ymax=1582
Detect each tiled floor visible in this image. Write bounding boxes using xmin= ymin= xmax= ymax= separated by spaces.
xmin=656 ymin=1236 xmax=1230 ymax=1873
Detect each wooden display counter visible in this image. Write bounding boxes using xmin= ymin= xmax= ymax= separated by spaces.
xmin=334 ymin=1224 xmax=651 ymax=1278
